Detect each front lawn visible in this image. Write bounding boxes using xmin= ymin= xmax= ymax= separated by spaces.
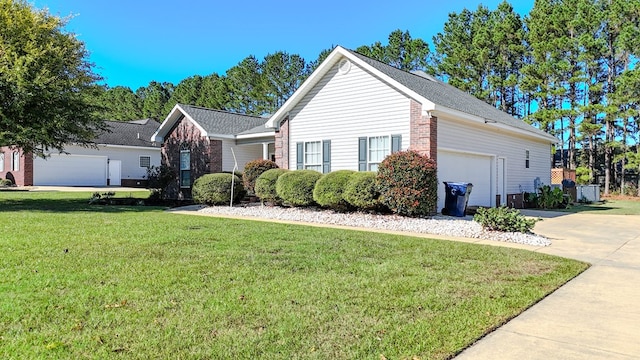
xmin=561 ymin=198 xmax=640 ymax=215
xmin=0 ymin=191 xmax=588 ymax=359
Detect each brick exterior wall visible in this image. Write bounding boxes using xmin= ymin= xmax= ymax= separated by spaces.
xmin=0 ymin=147 xmax=33 ymax=186
xmin=274 ymin=116 xmax=289 ymax=169
xmin=409 ymin=100 xmax=438 ymax=164
xmin=161 ymin=116 xmax=223 ymax=199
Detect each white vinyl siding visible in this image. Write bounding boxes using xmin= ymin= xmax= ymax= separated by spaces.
xmin=43 ymin=144 xmax=160 ymax=182
xmin=287 ymin=58 xmax=410 ymax=170
xmin=438 ymin=118 xmax=551 ymax=195
xmin=221 ymin=140 xmax=262 ymax=173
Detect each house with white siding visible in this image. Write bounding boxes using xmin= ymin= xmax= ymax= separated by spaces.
xmin=265 ymin=46 xmax=558 ymax=211
xmin=1 ymin=119 xmax=161 ymax=187
xmin=151 ymin=104 xmax=274 ymax=199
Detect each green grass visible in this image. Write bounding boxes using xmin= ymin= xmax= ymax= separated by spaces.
xmin=0 ymin=191 xmax=588 ymax=359
xmin=560 ymin=198 xmax=640 ymax=215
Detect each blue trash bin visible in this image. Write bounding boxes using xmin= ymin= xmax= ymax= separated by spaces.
xmin=442 ymin=182 xmax=473 ymax=217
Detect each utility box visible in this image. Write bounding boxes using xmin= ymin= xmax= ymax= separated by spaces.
xmin=576 ymin=185 xmax=600 ymax=203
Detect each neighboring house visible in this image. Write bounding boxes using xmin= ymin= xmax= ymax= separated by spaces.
xmin=0 ymin=119 xmax=161 ymax=187
xmin=265 ymin=46 xmax=558 ymax=211
xmin=151 ymin=104 xmax=275 ymax=199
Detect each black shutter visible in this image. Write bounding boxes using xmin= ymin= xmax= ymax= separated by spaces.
xmin=358 ymin=137 xmax=367 ymax=171
xmin=322 ymin=140 xmax=331 ymax=173
xmin=296 ymin=142 xmax=303 ymax=170
xmin=391 ymin=134 xmax=402 ymax=153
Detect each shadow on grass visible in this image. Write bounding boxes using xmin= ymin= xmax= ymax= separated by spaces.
xmin=0 ymin=196 xmax=165 ymax=213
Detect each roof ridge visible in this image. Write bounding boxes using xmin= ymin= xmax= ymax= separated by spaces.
xmin=178 ymin=103 xmax=266 ymax=120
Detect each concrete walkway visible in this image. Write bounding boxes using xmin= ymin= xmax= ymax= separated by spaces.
xmin=456 ymin=212 xmax=640 ymax=359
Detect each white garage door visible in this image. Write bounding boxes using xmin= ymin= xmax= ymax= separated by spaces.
xmin=437 ymin=150 xmax=493 ymax=211
xmin=34 ymin=154 xmax=108 ymax=186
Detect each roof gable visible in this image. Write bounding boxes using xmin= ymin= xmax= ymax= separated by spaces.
xmin=152 ymin=104 xmax=270 ymax=142
xmin=266 ymin=46 xmax=556 ymax=143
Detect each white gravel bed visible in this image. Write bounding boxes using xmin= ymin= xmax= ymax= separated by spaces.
xmin=196 ymin=204 xmax=551 ymax=247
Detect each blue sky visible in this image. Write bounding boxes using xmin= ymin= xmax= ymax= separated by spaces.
xmin=33 ymin=0 xmax=534 ymax=90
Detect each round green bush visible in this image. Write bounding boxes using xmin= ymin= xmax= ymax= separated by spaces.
xmin=255 ymin=168 xmax=289 ymax=204
xmin=192 ymin=173 xmax=245 ymax=205
xmin=276 ymin=170 xmax=322 ymax=207
xmin=242 ymin=159 xmax=278 ymax=195
xmin=343 ymin=171 xmax=381 ymax=210
xmin=313 ymin=170 xmax=355 ymax=210
xmin=377 ymin=150 xmax=437 ymax=217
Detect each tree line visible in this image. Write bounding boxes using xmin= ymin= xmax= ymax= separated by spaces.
xmin=93 ymin=0 xmax=640 ymax=195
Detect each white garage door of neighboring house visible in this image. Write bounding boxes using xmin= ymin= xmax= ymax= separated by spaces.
xmin=34 ymin=154 xmax=108 ymax=186
xmin=437 ymin=150 xmax=493 ymax=211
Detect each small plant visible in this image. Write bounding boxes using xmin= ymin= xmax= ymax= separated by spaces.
xmin=377 ymin=150 xmax=438 ymax=217
xmin=0 ymin=178 xmax=13 ymax=187
xmin=313 ymin=170 xmax=355 ymax=211
xmin=474 ymin=206 xmax=538 ymax=233
xmin=146 ymin=165 xmax=176 ymax=199
xmin=538 ymin=185 xmax=565 ymax=209
xmin=192 ymin=173 xmax=245 ymax=205
xmin=243 ymin=159 xmax=279 ymax=195
xmin=276 ymin=170 xmax=322 ymax=207
xmin=255 ymin=168 xmax=289 ymax=205
xmin=343 ymin=171 xmax=381 ymax=210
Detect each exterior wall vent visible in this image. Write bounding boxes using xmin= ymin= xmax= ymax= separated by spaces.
xmin=338 ymin=59 xmax=351 ymax=75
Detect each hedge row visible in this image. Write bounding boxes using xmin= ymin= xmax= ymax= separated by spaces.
xmin=253 ymin=150 xmax=438 ymax=216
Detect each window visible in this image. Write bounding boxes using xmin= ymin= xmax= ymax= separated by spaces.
xmin=0 ymin=153 xmax=4 ymax=172
xmin=139 ymin=156 xmax=151 ymax=168
xmin=11 ymin=151 xmax=19 ymax=171
xmin=304 ymin=141 xmax=322 ymax=172
xmin=368 ymin=136 xmax=390 ymax=171
xmin=359 ymin=135 xmax=401 ymax=171
xmin=525 ymin=150 xmax=530 ymax=169
xmin=180 ymin=150 xmax=190 ymax=187
xmin=296 ymin=140 xmax=331 ymax=173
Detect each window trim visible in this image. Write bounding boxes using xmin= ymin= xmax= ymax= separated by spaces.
xmin=179 ymin=149 xmax=191 ymax=188
xmin=525 ymin=149 xmax=530 ymax=169
xmin=11 ymin=151 xmax=19 ymax=171
xmin=139 ymin=155 xmax=151 ymax=168
xmin=0 ymin=152 xmax=4 ymax=172
xmin=367 ymin=135 xmax=391 ymax=171
xmin=359 ymin=134 xmax=401 ymax=171
xmin=297 ymin=140 xmax=330 ymax=173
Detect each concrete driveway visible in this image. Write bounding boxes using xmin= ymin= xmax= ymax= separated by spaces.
xmin=456 ymin=212 xmax=640 ymax=359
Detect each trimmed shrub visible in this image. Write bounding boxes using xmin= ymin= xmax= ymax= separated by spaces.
xmin=276 ymin=170 xmax=322 ymax=207
xmin=343 ymin=171 xmax=381 ymax=210
xmin=473 ymin=206 xmax=538 ymax=233
xmin=243 ymin=159 xmax=278 ymax=195
xmin=377 ymin=150 xmax=437 ymax=217
xmin=0 ymin=178 xmax=13 ymax=187
xmin=313 ymin=170 xmax=355 ymax=210
xmin=255 ymin=168 xmax=289 ymax=204
xmin=192 ymin=173 xmax=245 ymax=205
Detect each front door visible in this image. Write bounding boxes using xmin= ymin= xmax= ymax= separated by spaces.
xmin=108 ymin=160 xmax=121 ymax=186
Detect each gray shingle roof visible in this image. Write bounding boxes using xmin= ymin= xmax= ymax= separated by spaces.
xmin=179 ymin=104 xmax=268 ymax=136
xmin=95 ymin=119 xmax=161 ymax=147
xmin=347 ymin=49 xmax=553 ymax=139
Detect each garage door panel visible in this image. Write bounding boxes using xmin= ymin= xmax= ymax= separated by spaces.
xmin=438 ymin=151 xmax=492 ymax=210
xmin=34 ymin=154 xmax=107 ymax=186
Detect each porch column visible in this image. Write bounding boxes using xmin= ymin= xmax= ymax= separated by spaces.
xmin=262 ymin=142 xmax=269 ymax=160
